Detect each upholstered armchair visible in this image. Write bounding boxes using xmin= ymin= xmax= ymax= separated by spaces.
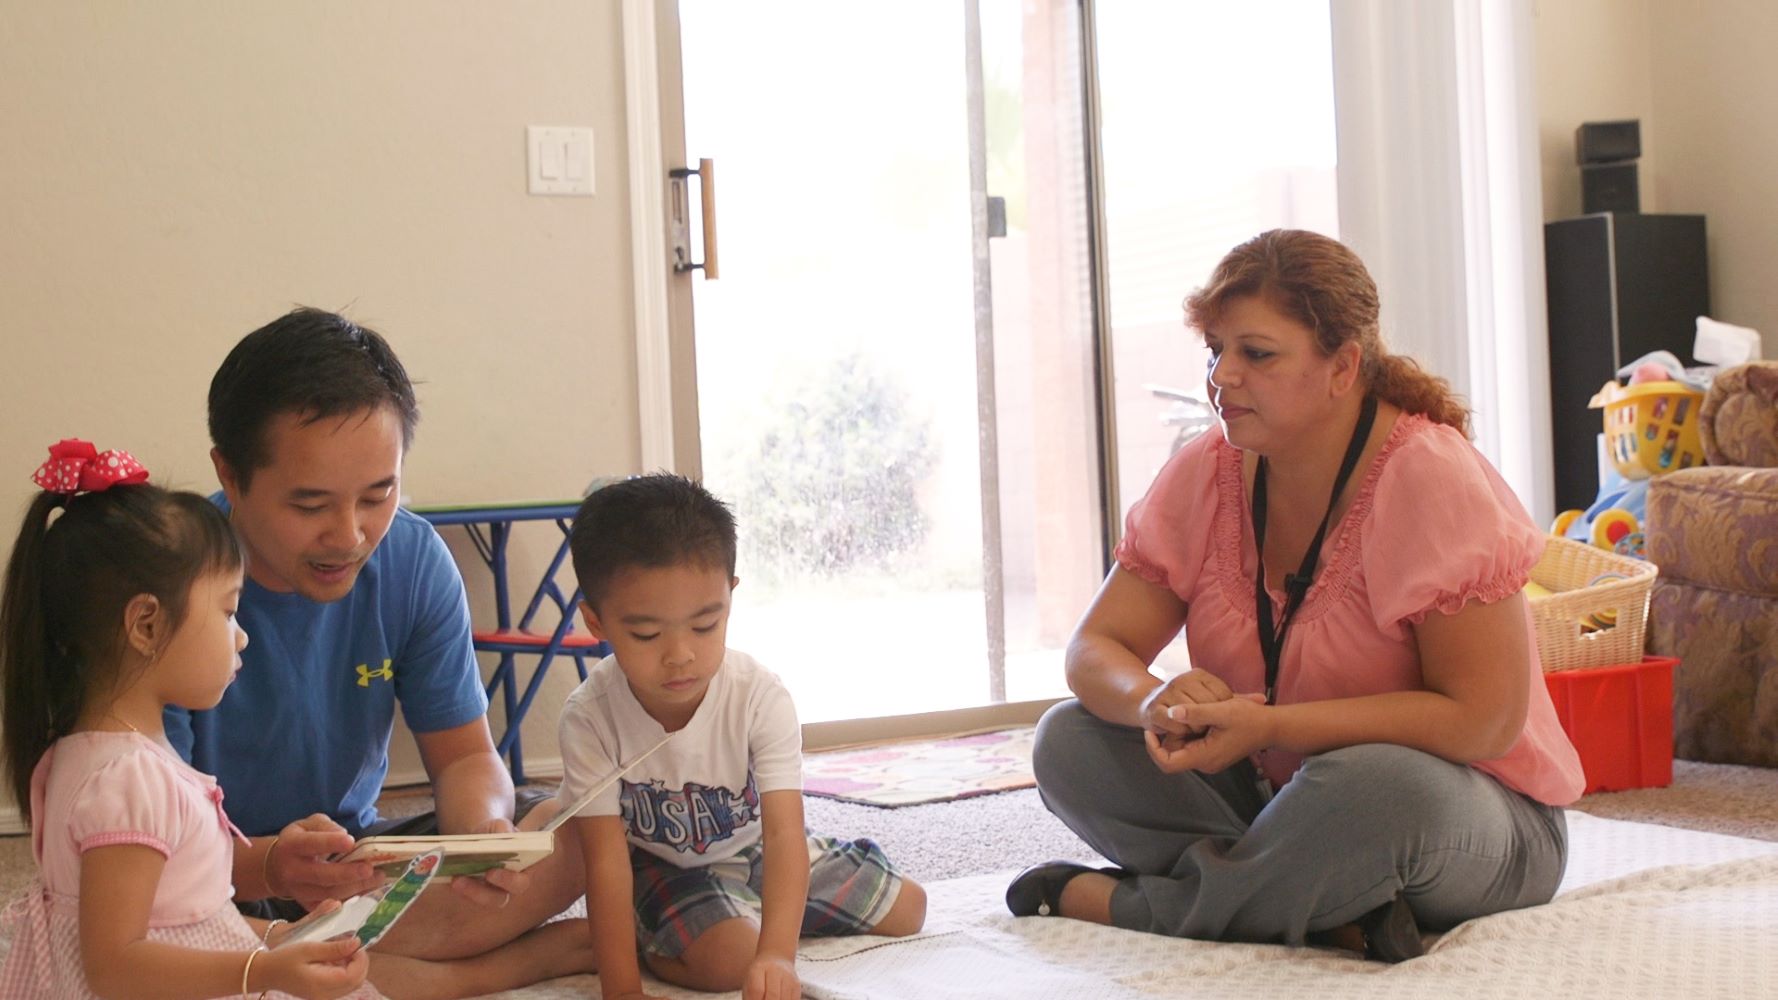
xmin=1646 ymin=361 xmax=1778 ymax=767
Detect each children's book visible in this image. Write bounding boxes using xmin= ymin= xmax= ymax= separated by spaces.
xmin=278 ymin=849 xmax=443 ymax=950
xmin=334 ymin=732 xmax=673 ymax=880
xmin=336 ymin=829 xmax=557 ymax=880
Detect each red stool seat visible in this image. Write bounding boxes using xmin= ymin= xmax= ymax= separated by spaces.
xmin=473 ymin=628 xmax=606 ymax=650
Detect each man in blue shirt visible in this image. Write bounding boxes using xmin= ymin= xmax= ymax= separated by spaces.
xmin=168 ymin=308 xmax=593 ymax=995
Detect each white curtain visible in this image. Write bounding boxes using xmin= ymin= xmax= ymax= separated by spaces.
xmin=1330 ymin=0 xmax=1555 ymax=525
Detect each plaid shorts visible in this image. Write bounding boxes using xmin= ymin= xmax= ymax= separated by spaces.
xmin=630 ymin=834 xmax=905 ymax=958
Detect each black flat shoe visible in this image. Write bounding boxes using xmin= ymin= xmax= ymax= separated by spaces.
xmin=1005 ymin=861 xmax=1129 ymax=917
xmin=1357 ymin=893 xmax=1425 ymax=963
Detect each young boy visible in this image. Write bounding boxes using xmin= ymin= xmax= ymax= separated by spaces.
xmin=560 ymin=474 xmax=927 ymax=1000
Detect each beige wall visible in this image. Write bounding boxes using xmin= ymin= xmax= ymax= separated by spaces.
xmin=0 ymin=2 xmax=641 ymax=800
xmin=1646 ymin=0 xmax=1778 ymax=352
xmin=1534 ymin=0 xmax=1777 ymax=354
xmin=1534 ymin=0 xmax=1659 ymax=221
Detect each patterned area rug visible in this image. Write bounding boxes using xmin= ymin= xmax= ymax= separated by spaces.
xmin=802 ymin=728 xmax=1036 ymax=807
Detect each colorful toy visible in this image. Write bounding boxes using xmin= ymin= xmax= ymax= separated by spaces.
xmin=1597 ymin=380 xmax=1706 ymax=479
xmin=1552 ymin=354 xmax=1708 ymax=559
xmin=1578 ymin=571 xmax=1630 ymax=630
xmin=1553 ymin=476 xmax=1648 ymax=559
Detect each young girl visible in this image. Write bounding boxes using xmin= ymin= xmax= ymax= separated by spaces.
xmin=0 ymin=440 xmax=372 ymax=998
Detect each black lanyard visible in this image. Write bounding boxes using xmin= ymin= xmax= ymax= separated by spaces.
xmin=1252 ymin=395 xmax=1378 ymax=705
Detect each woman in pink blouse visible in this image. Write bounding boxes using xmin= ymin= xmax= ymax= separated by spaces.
xmin=1006 ymin=230 xmax=1585 ymax=962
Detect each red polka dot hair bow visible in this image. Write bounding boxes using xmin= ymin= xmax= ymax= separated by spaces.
xmin=30 ymin=439 xmax=150 ymax=495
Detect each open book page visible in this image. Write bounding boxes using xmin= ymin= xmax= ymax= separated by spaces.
xmin=543 ymin=732 xmax=673 ymax=832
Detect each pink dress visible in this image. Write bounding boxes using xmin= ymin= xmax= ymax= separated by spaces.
xmin=0 ymin=732 xmax=376 ymax=999
xmin=1116 ymin=413 xmax=1586 ymax=806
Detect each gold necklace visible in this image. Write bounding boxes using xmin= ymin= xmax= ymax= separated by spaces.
xmin=106 ymin=714 xmax=144 ymax=736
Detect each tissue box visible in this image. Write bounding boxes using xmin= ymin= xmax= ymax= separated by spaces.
xmin=1695 ymin=316 xmax=1762 ymax=367
xmin=1543 ymin=656 xmax=1677 ymax=794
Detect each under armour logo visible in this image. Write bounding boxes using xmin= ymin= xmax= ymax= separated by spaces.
xmin=356 ymin=659 xmax=394 ymax=687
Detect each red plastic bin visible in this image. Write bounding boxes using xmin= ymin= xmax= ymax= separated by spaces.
xmin=1542 ymin=655 xmax=1678 ymax=794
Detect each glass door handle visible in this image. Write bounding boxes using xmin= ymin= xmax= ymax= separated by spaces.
xmin=670 ymin=158 xmax=720 ymax=279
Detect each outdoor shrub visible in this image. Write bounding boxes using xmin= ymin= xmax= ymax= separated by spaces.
xmin=727 ymin=352 xmax=936 ymax=580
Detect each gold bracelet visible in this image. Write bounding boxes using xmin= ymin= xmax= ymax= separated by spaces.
xmin=240 ymin=945 xmax=266 ymax=998
xmin=261 ymin=835 xmax=283 ymax=899
xmin=261 ymin=918 xmax=286 ymax=945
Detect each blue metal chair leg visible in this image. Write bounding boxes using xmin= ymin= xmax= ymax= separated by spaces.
xmin=481 ymin=651 xmax=524 ymax=783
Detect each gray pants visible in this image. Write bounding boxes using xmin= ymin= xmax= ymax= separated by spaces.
xmin=1033 ymin=701 xmax=1568 ymax=944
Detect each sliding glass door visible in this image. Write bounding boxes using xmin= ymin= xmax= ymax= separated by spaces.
xmin=666 ymin=0 xmax=1339 ymax=719
xmin=678 ymin=1 xmax=1101 ymax=723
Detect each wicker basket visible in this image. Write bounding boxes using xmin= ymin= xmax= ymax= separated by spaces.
xmin=1528 ymin=535 xmax=1658 ymax=672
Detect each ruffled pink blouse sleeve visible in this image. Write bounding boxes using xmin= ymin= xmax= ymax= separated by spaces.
xmin=1114 ymin=429 xmax=1223 ymax=601
xmin=65 ymin=749 xmax=181 ymax=858
xmin=1364 ymin=422 xmax=1545 ymax=629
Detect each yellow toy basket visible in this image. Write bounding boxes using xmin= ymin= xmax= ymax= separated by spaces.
xmin=1589 ymin=380 xmax=1706 ymax=480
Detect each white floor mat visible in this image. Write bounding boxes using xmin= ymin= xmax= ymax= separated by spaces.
xmin=4 ymin=814 xmax=1772 ymax=998
xmin=472 ymin=813 xmax=1778 ymax=1000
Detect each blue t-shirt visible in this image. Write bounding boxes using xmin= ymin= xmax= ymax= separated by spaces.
xmin=166 ymin=502 xmax=486 ymax=837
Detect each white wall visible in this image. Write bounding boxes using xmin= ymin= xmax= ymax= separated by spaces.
xmin=0 ymin=2 xmax=640 ymax=817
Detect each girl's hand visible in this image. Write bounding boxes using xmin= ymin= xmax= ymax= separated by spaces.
xmin=269 ymin=815 xmax=385 ymax=907
xmin=1139 ymin=670 xmax=1237 ymax=740
xmin=255 ymin=938 xmax=370 ymax=999
xmin=1144 ymin=693 xmax=1271 ymax=774
xmin=744 ymin=954 xmax=800 ymax=1000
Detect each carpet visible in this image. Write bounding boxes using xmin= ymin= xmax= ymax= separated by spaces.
xmin=802 ymin=728 xmax=1036 ymax=807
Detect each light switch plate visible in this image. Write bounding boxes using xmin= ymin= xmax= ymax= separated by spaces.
xmin=528 ymin=126 xmax=594 ymax=196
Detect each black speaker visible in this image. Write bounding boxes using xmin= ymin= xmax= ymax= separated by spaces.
xmin=1544 ymin=213 xmax=1708 ymax=512
xmin=1581 ymin=162 xmax=1640 ymax=214
xmin=1575 ymin=120 xmax=1641 ymax=164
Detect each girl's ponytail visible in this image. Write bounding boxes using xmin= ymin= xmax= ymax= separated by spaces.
xmin=3 ymin=441 xmax=240 ymax=818
xmin=1 ymin=493 xmax=80 ymax=817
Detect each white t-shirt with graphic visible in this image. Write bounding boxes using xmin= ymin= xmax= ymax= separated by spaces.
xmin=556 ymin=647 xmax=803 ymax=867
